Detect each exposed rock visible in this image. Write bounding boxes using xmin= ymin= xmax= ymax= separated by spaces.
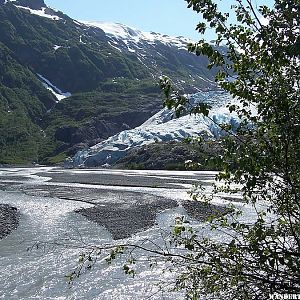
xmin=55 ymin=126 xmax=78 ymax=143
xmin=115 ymin=141 xmax=222 ymax=170
xmin=55 ymin=110 xmax=158 ymax=156
xmin=0 ymin=204 xmax=20 ymax=239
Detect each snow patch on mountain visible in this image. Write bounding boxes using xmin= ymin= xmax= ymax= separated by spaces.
xmin=107 ymin=41 xmax=122 ymax=52
xmin=5 ymin=0 xmax=62 ymax=20
xmin=14 ymin=6 xmax=61 ymax=20
xmin=53 ymin=45 xmax=62 ymax=51
xmin=72 ymin=91 xmax=240 ymax=167
xmin=37 ymin=74 xmax=71 ymax=101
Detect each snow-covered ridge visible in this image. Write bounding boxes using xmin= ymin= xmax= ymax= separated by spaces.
xmin=82 ymin=21 xmax=193 ymax=50
xmin=72 ymin=91 xmax=240 ymax=167
xmin=78 ymin=21 xmax=216 ymax=88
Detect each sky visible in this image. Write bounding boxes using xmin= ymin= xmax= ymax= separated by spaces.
xmin=44 ymin=0 xmax=274 ymax=41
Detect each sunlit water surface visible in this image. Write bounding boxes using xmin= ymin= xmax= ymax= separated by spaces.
xmin=0 ymin=189 xmax=191 ymax=299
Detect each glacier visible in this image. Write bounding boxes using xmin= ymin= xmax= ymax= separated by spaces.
xmin=72 ymin=91 xmax=241 ymax=167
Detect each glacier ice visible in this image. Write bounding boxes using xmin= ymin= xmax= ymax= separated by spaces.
xmin=72 ymin=90 xmax=242 ymax=167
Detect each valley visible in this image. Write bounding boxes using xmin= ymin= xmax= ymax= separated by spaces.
xmin=0 ymin=0 xmax=297 ymax=299
xmin=0 ymin=167 xmax=248 ymax=299
xmin=0 ymin=4 xmax=232 ymax=296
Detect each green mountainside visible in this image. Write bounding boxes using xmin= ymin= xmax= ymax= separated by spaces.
xmin=0 ymin=0 xmax=217 ymax=164
xmin=0 ymin=42 xmax=56 ymax=163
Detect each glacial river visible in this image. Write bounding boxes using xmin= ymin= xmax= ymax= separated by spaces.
xmin=0 ymin=167 xmax=253 ymax=300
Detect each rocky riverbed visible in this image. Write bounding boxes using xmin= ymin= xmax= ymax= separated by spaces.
xmin=0 ymin=167 xmax=247 ymax=300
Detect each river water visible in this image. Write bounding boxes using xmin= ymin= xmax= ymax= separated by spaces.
xmin=0 ymin=167 xmax=253 ymax=299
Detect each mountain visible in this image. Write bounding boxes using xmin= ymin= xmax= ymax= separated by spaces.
xmin=0 ymin=0 xmax=219 ymax=164
xmin=81 ymin=21 xmax=217 ymax=91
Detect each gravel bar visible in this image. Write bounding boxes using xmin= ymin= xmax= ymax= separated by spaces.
xmin=0 ymin=204 xmax=20 ymax=239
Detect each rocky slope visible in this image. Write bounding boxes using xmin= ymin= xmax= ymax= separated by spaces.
xmin=114 ymin=140 xmax=222 ymax=171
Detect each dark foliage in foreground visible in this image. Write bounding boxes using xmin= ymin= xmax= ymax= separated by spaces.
xmin=156 ymin=0 xmax=300 ymax=298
